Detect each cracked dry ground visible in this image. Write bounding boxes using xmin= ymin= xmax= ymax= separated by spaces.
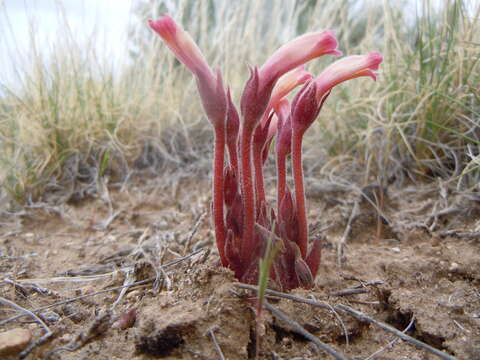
xmin=0 ymin=176 xmax=479 ymax=359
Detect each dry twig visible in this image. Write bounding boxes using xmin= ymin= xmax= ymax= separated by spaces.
xmin=183 ymin=212 xmax=207 ymax=254
xmin=336 ymin=304 xmax=458 ymax=360
xmin=439 ymin=230 xmax=480 ymax=239
xmin=264 ymin=302 xmax=349 ymax=360
xmin=364 ymin=316 xmax=415 ymax=360
xmin=233 ymin=282 xmax=331 ymax=309
xmin=309 ymin=294 xmax=350 ymax=348
xmin=45 ymin=310 xmax=112 ymax=358
xmin=329 ymin=288 xmax=368 ymax=297
xmin=4 ymin=278 xmax=62 ymax=298
xmin=338 ymin=201 xmax=359 ymax=266
xmin=208 ymin=327 xmax=225 ymax=360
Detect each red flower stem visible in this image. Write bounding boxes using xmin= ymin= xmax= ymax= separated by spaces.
xmin=276 ymin=150 xmax=287 ymax=216
xmin=240 ymin=128 xmax=256 ymax=262
xmin=227 ymin=140 xmax=239 ymax=176
xmin=253 ymin=143 xmax=266 ymax=215
xmin=213 ymin=126 xmax=228 ymax=266
xmin=291 ymin=129 xmax=308 ymax=258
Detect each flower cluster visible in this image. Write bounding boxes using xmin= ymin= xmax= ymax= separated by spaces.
xmin=149 ymin=15 xmax=382 ymax=290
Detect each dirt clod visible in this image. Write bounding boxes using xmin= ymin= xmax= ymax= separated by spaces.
xmin=0 ymin=328 xmax=32 ymax=356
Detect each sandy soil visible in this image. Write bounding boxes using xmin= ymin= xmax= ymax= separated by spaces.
xmin=0 ymin=175 xmax=479 ymax=359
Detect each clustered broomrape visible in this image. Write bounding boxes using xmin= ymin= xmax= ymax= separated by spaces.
xmin=149 ymin=15 xmax=383 ymax=291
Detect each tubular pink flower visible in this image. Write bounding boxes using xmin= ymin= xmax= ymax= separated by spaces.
xmin=290 ymin=81 xmax=320 ymax=136
xmin=149 ymin=15 xmax=226 ymax=128
xmin=148 ymin=15 xmax=213 ymax=80
xmin=264 ymin=115 xmax=279 ymax=155
xmin=149 ymin=15 xmax=228 ymax=266
xmin=267 ymin=66 xmax=314 ymax=114
xmin=255 ymin=66 xmax=313 ymax=142
xmin=314 ymin=52 xmax=383 ymax=101
xmin=288 ymin=52 xmax=383 ymax=260
xmin=260 ymin=30 xmax=342 ymax=85
xmin=290 ymin=82 xmax=319 ymax=258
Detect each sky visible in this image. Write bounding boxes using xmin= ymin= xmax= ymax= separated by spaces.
xmin=0 ymin=0 xmax=134 ymax=88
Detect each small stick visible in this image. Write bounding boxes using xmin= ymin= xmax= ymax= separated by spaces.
xmin=338 ymin=201 xmax=359 ymax=266
xmin=309 ymin=294 xmax=350 ymax=348
xmin=364 ymin=316 xmax=415 ymax=360
xmin=0 ymin=296 xmax=53 ymax=359
xmin=427 ymin=206 xmax=462 ymax=232
xmin=158 ymin=265 xmax=171 ymax=291
xmin=340 ymin=277 xmax=384 ymax=290
xmin=4 ymin=278 xmax=62 ymax=298
xmin=233 ymin=282 xmax=330 ymax=310
xmin=111 ymin=269 xmax=137 ymax=309
xmin=19 ymin=331 xmax=53 ymax=359
xmin=0 ymin=296 xmax=51 ymax=334
xmin=46 ymin=310 xmax=112 ymax=358
xmin=335 ymin=304 xmax=458 ymax=360
xmin=428 ymin=201 xmax=440 ymax=232
xmin=208 ymin=327 xmax=225 ymax=360
xmin=91 ymin=210 xmax=122 ymax=231
xmin=439 ymin=230 xmax=480 ymax=239
xmin=265 ymin=302 xmax=350 ymax=360
xmin=1 ymin=249 xmax=205 ymax=326
xmin=452 ymin=319 xmax=470 ymax=334
xmin=183 ymin=212 xmax=207 ymax=254
xmin=329 ymin=288 xmax=368 ymax=297
xmin=352 ymin=280 xmax=384 ymax=289
xmin=186 ymin=348 xmax=210 ymax=359
xmin=348 ymin=300 xmax=380 ymax=306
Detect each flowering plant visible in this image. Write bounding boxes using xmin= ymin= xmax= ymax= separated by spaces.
xmin=149 ymin=15 xmax=382 ymax=290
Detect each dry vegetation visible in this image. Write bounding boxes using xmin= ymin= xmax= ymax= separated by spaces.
xmin=0 ymin=0 xmax=479 ymax=359
xmin=0 ymin=0 xmax=478 ymax=203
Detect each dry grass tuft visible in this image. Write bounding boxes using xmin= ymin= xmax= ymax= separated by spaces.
xmin=0 ymin=0 xmax=478 ymax=206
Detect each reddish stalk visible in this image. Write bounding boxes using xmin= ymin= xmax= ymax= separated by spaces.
xmin=226 ymin=89 xmax=240 ymax=176
xmin=291 ymin=129 xmax=308 ymax=258
xmin=239 ymin=128 xmax=256 ymax=263
xmin=274 ymin=100 xmax=291 ymax=217
xmin=213 ymin=126 xmax=228 ymax=266
xmin=227 ymin=140 xmax=239 ymax=176
xmin=253 ymin=142 xmax=266 ymax=215
xmin=276 ymin=150 xmax=287 ymax=216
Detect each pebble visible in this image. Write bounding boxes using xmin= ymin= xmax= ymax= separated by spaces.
xmin=112 ymin=308 xmax=137 ymax=330
xmin=59 ymin=333 xmax=73 ymax=344
xmin=41 ymin=311 xmax=61 ymax=323
xmin=126 ymin=290 xmax=141 ymax=299
xmin=156 ymin=220 xmax=168 ymax=229
xmin=391 ymin=247 xmax=401 ymax=253
xmin=449 ymin=262 xmax=459 ymax=271
xmin=0 ymin=328 xmax=32 ymax=356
